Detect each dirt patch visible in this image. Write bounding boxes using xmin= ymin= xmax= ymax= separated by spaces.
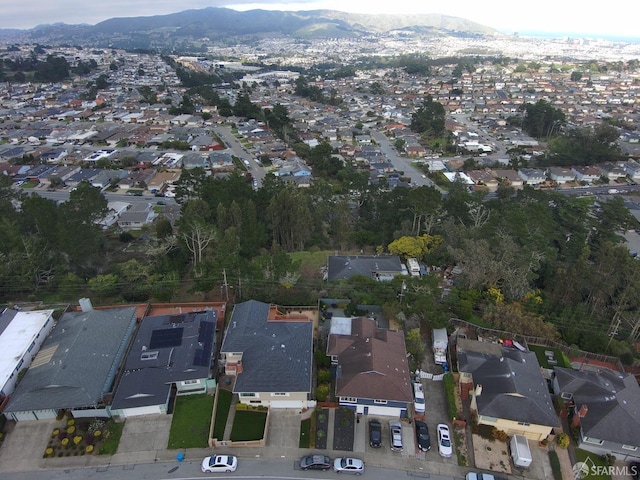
xmin=315 ymin=409 xmax=329 ymax=449
xmin=472 ymin=434 xmax=512 ymax=475
xmin=332 ymin=408 xmax=354 ymax=451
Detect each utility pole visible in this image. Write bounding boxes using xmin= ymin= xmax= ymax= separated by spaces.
xmin=607 ymin=313 xmax=621 ymax=349
xmin=222 ymin=269 xmax=229 ymax=301
xmin=398 ymin=280 xmax=407 ymax=304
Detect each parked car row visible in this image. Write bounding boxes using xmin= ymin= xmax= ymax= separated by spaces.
xmin=203 ymin=454 xmax=365 ymax=475
xmin=368 ymin=418 xmax=405 ymax=452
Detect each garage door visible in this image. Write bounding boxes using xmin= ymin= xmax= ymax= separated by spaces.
xmin=270 ymin=400 xmax=304 ymax=409
xmin=10 ymin=409 xmax=57 ymax=422
xmin=364 ymin=405 xmax=403 ymax=417
xmin=120 ymin=405 xmax=164 ymax=418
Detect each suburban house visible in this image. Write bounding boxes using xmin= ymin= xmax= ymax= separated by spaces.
xmin=327 ymin=255 xmax=404 ymax=282
xmin=4 ymin=303 xmax=137 ymax=421
xmin=116 ymin=208 xmax=156 ymax=231
xmin=110 ymin=310 xmax=217 ymax=419
xmin=457 ymin=338 xmax=558 ymax=442
xmin=220 ymin=300 xmax=313 ymax=409
xmin=518 ymin=168 xmax=547 ymax=186
xmin=553 ymin=366 xmax=640 ymax=461
xmin=493 ymin=169 xmax=524 ymax=189
xmin=326 ymin=316 xmax=413 ymax=417
xmin=0 ymin=308 xmax=55 ymax=399
xmin=547 ymin=166 xmax=576 ymax=184
xmin=572 ymin=165 xmax=602 ymax=184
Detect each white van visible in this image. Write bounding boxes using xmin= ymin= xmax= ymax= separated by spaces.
xmin=413 ymin=382 xmax=425 ymax=413
xmin=510 ymin=434 xmax=532 ymax=468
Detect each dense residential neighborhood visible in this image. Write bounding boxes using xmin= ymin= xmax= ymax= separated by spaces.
xmin=2 ymin=14 xmax=640 ymax=480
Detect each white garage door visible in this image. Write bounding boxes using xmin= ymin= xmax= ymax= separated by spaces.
xmin=120 ymin=405 xmax=164 ymax=418
xmin=364 ymin=405 xmax=403 ymax=417
xmin=270 ymin=400 xmax=304 ymax=409
xmin=10 ymin=409 xmax=57 ymax=422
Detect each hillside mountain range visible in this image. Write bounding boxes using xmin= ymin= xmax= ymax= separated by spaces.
xmin=0 ymin=7 xmax=498 ymax=49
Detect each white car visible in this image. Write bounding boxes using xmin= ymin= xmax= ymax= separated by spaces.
xmin=413 ymin=382 xmax=425 ymax=413
xmin=437 ymin=423 xmax=453 ymax=457
xmin=201 ymin=455 xmax=238 ymax=473
xmin=389 ymin=420 xmax=403 ymax=452
xmin=333 ymin=457 xmax=364 ymax=475
xmin=466 ymin=473 xmax=496 ymax=480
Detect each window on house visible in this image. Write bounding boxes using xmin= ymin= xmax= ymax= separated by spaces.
xmin=374 ymin=399 xmax=387 ymax=405
xmin=517 ymin=422 xmax=531 ymax=426
xmin=341 ymin=397 xmax=357 ymax=403
xmin=480 ymin=416 xmax=498 ymax=423
xmin=240 ymin=393 xmax=256 ymax=398
xmin=271 ymin=392 xmax=288 ymax=397
xmin=584 ymin=437 xmax=604 ymax=445
xmin=141 ymin=351 xmax=159 ymax=361
xmin=560 ymin=392 xmax=573 ymax=400
xmin=183 ymin=379 xmax=199 ymax=385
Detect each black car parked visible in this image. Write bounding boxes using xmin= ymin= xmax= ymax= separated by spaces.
xmin=415 ymin=420 xmax=431 ymax=452
xmin=300 ymin=455 xmax=331 ymax=471
xmin=369 ymin=419 xmax=382 ymax=448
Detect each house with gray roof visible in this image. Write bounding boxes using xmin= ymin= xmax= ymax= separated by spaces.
xmin=220 ymin=300 xmax=313 ymax=409
xmin=457 ymin=338 xmax=559 ymax=442
xmin=4 ymin=304 xmax=137 ymax=421
xmin=327 ymin=255 xmax=404 ymax=282
xmin=553 ymin=367 xmax=640 ymax=461
xmin=110 ymin=310 xmax=217 ymax=419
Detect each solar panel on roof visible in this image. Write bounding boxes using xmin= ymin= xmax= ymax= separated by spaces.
xmin=198 ymin=321 xmax=214 ymax=343
xmin=193 ymin=348 xmax=204 ymax=366
xmin=149 ymin=327 xmax=183 ymax=349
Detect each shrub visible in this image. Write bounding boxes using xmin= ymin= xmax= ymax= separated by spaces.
xmin=317 ymin=369 xmax=332 ymax=384
xmin=85 ymin=433 xmax=95 ymax=445
xmin=491 ymin=428 xmax=508 ymax=442
xmin=52 ymin=428 xmax=60 ymax=436
xmin=45 ymin=447 xmax=54 ymax=456
xmin=93 ymin=430 xmax=102 ymax=437
xmin=57 ymin=431 xmax=67 ymax=441
xmin=316 ymin=383 xmax=330 ymax=402
xmin=67 ymin=419 xmax=75 ymax=426
xmin=67 ymin=426 xmax=76 ymax=435
xmin=443 ymin=373 xmax=458 ymax=420
xmin=89 ymin=419 xmax=106 ymax=433
xmin=556 ymin=432 xmax=570 ymax=448
xmin=73 ymin=435 xmax=83 ymax=445
xmin=86 ymin=445 xmax=94 ymax=453
xmin=61 ymin=438 xmax=69 ymax=446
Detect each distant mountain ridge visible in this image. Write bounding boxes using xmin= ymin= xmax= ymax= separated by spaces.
xmin=0 ymin=7 xmax=498 ymax=47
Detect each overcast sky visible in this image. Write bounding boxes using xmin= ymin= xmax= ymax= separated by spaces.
xmin=1 ymin=0 xmax=638 ymax=38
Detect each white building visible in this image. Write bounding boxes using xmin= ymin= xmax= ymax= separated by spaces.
xmin=0 ymin=308 xmax=55 ymax=398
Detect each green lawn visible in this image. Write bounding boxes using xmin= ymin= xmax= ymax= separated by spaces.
xmin=168 ymin=394 xmax=215 ymax=449
xmin=289 ymin=250 xmax=332 ymax=273
xmin=212 ymin=389 xmax=232 ymax=440
xmin=97 ymin=420 xmax=125 ymax=455
xmin=529 ymin=344 xmax=571 ymax=369
xmin=575 ymin=448 xmax=612 ymax=480
xmin=299 ymin=418 xmax=311 ymax=448
xmin=230 ymin=410 xmax=267 ymax=442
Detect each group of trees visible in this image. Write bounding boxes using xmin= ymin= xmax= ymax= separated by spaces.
xmin=3 ymin=156 xmax=640 ymax=359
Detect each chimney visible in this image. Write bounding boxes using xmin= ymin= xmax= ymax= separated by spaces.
xmin=572 ymin=404 xmax=588 ymax=428
xmin=475 ymin=384 xmax=483 ymax=396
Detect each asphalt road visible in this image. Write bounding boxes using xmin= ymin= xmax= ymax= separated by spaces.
xmin=1 ymin=457 xmax=464 ymax=480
